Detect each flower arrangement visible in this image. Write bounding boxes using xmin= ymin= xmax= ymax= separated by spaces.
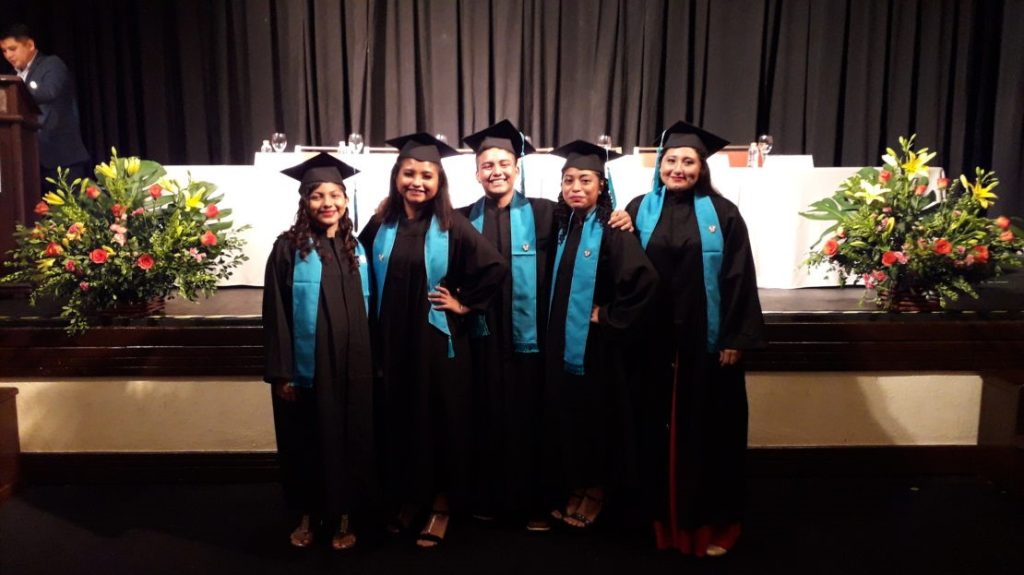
xmin=801 ymin=135 xmax=1024 ymax=311
xmin=2 ymin=149 xmax=248 ymax=332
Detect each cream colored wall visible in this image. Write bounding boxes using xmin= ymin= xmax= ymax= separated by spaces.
xmin=2 ymin=377 xmax=276 ymax=452
xmin=1 ymin=372 xmax=983 ymax=452
xmin=747 ymin=373 xmax=982 ymax=447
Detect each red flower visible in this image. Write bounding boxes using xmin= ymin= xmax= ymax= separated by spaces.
xmin=44 ymin=242 xmax=63 ymax=257
xmin=823 ymin=238 xmax=839 ymax=257
xmin=79 ymin=282 xmax=89 ymax=291
xmin=879 ymin=171 xmax=892 ymax=183
xmin=1001 ymin=230 xmax=1015 ymax=242
xmin=872 ymin=270 xmax=887 ymax=282
xmin=914 ymin=184 xmax=927 ymax=196
xmin=200 ymin=230 xmax=218 ymax=246
xmin=131 ymin=207 xmax=145 ymax=217
xmin=111 ymin=204 xmax=125 ymax=218
xmin=881 ymin=251 xmax=899 ymax=267
xmin=994 ymin=216 xmax=1010 ymax=230
xmin=148 ymin=184 xmax=162 ymax=199
xmin=65 ymin=260 xmax=76 ymax=272
xmin=936 ymin=177 xmax=949 ymax=189
xmin=136 ymin=254 xmax=155 ymax=270
xmin=204 ymin=203 xmax=219 ymax=219
xmin=89 ymin=249 xmax=109 ymax=264
xmin=972 ymin=245 xmax=989 ymax=264
xmin=933 ymin=239 xmax=953 ymax=255
xmin=34 ymin=201 xmax=49 ymax=216
xmin=86 ymin=186 xmax=101 ymax=200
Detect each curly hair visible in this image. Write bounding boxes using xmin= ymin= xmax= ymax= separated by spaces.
xmin=553 ymin=171 xmax=614 ymax=239
xmin=280 ymin=181 xmax=360 ymax=271
xmin=379 ymin=158 xmax=455 ymax=230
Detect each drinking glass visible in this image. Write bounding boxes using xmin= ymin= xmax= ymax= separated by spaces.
xmin=348 ymin=133 xmax=364 ymax=154
xmin=597 ymin=134 xmax=612 ymax=149
xmin=434 ymin=133 xmax=448 ymax=144
xmin=757 ymin=134 xmax=774 ymax=155
xmin=271 ymin=132 xmax=288 ymax=153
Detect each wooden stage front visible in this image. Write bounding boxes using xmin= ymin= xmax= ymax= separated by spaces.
xmin=2 ymin=278 xmax=1023 ymax=377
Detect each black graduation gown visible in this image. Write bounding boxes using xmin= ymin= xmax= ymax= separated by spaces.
xmin=456 ymin=197 xmax=556 ymax=516
xmin=543 ymin=216 xmax=658 ymax=494
xmin=262 ymin=235 xmax=378 ymax=518
xmin=625 ymin=191 xmax=765 ymax=531
xmin=358 ymin=211 xmax=507 ymax=509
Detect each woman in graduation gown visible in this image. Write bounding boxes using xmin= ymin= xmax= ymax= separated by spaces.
xmin=358 ymin=133 xmax=507 ymax=548
xmin=543 ymin=140 xmax=658 ymax=529
xmin=625 ymin=121 xmax=765 ymax=557
xmin=262 ymin=153 xmax=377 ymax=550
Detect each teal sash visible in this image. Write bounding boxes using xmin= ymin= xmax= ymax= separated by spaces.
xmin=469 ymin=193 xmax=539 ymax=353
xmin=373 ymin=216 xmax=455 ymax=358
xmin=636 ymin=188 xmax=723 ymax=351
xmin=291 ymin=241 xmax=371 ymax=388
xmin=550 ymin=209 xmax=603 ymax=375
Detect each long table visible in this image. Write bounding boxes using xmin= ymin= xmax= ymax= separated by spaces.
xmin=164 ymin=153 xmax=918 ymax=288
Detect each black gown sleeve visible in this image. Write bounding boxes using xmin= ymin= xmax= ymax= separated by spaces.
xmin=714 ymin=197 xmax=766 ymax=350
xmin=262 ymin=237 xmax=295 ymax=385
xmin=447 ymin=212 xmax=509 ymax=312
xmin=596 ymin=228 xmax=659 ymax=332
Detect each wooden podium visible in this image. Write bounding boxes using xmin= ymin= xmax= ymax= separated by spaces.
xmin=0 ymin=75 xmax=42 ymax=264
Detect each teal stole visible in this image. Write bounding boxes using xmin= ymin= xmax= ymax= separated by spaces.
xmin=373 ymin=215 xmax=455 ymax=358
xmin=550 ymin=208 xmax=603 ymax=375
xmin=636 ymin=186 xmax=723 ymax=351
xmin=469 ymin=192 xmax=540 ymax=353
xmin=291 ymin=241 xmax=370 ymax=387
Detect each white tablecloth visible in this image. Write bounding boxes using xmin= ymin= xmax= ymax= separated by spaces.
xmin=165 ymin=153 xmax=899 ymax=289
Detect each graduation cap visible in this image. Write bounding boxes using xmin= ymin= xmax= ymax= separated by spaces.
xmin=550 ymin=140 xmax=624 ymax=174
xmin=280 ymin=152 xmax=359 ymax=187
xmin=385 ymin=132 xmax=460 ymax=165
xmin=654 ymin=121 xmax=730 ymax=156
xmin=462 ymin=120 xmax=536 ymax=157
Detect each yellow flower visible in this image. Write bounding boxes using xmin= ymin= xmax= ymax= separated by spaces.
xmin=960 ymin=174 xmax=999 ymax=209
xmin=900 ymin=148 xmax=936 ymax=178
xmin=854 ymin=181 xmax=887 ymax=205
xmin=125 ymin=157 xmax=141 ymax=176
xmin=183 ymin=187 xmax=206 ymax=211
xmin=36 ymin=258 xmax=56 ymax=270
xmin=96 ymin=162 xmax=117 ymax=180
xmin=42 ymin=192 xmax=65 ymax=205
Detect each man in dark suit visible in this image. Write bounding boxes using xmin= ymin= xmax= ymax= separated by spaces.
xmin=1 ymin=23 xmax=90 ymax=191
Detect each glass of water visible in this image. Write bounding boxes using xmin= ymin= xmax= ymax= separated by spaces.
xmin=271 ymin=132 xmax=288 ymax=153
xmin=348 ymin=133 xmax=364 ymax=154
xmin=597 ymin=134 xmax=612 ymax=149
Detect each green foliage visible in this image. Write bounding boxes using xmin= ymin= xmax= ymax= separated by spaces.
xmin=800 ymin=135 xmax=1024 ymax=311
xmin=2 ymin=149 xmax=249 ymax=333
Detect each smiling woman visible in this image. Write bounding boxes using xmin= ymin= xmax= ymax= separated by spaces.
xmin=262 ymin=153 xmax=375 ymax=552
xmin=358 ymin=133 xmax=507 ymax=549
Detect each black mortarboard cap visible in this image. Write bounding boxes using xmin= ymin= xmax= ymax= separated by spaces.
xmin=654 ymin=121 xmax=730 ymax=156
xmin=550 ymin=140 xmax=624 ymax=173
xmin=385 ymin=132 xmax=460 ymax=164
xmin=280 ymin=152 xmax=359 ymax=186
xmin=462 ymin=119 xmax=536 ymax=157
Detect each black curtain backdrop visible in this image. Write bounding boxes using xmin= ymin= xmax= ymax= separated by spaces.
xmin=3 ymin=0 xmax=1022 ymax=216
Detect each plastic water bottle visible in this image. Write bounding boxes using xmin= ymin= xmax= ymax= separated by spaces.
xmin=747 ymin=142 xmax=759 ymax=167
xmin=260 ymin=139 xmax=273 ymax=153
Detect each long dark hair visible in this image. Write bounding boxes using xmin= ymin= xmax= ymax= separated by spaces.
xmin=380 ymin=158 xmax=455 ymax=230
xmin=553 ymin=170 xmax=614 ymax=237
xmin=281 ymin=181 xmax=360 ymax=271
